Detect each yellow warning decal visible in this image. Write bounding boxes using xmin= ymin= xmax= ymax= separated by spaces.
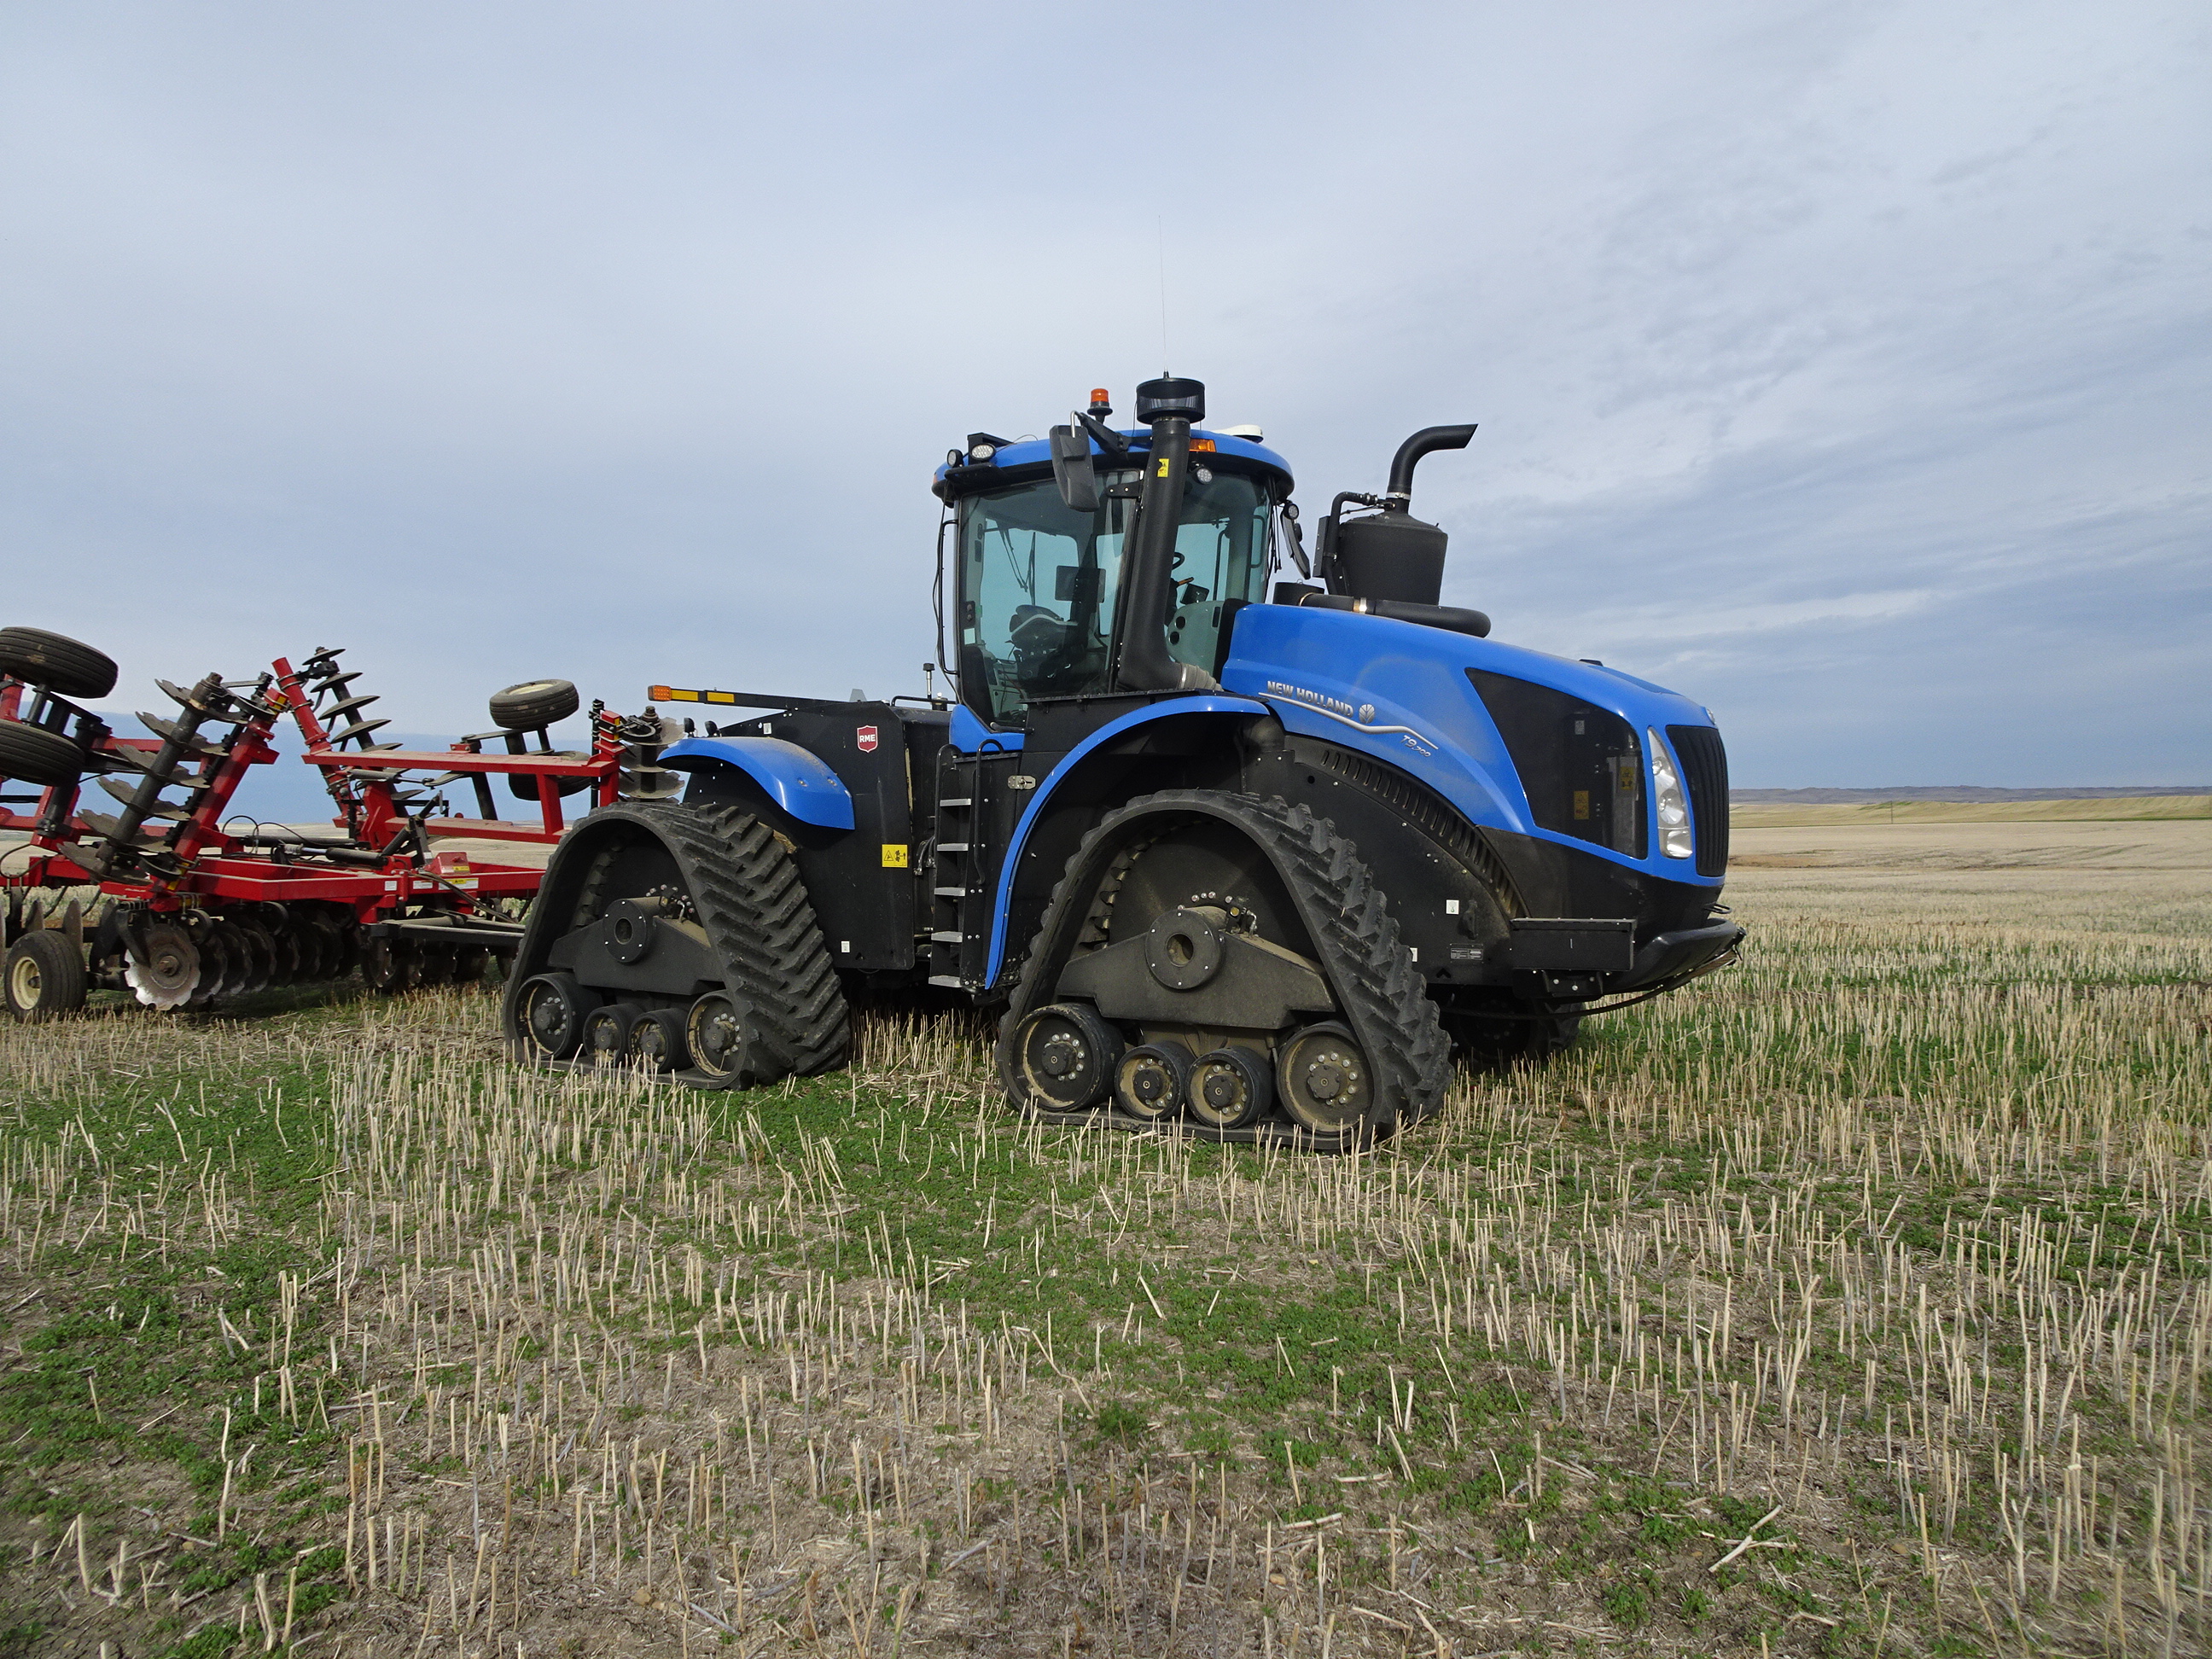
xmin=882 ymin=843 xmax=910 ymax=868
xmin=1156 ymin=457 xmax=1171 ymax=477
xmin=648 ymin=684 xmax=741 ymax=706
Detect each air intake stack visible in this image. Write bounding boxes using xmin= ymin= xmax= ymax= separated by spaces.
xmin=1326 ymin=424 xmax=1476 ymax=608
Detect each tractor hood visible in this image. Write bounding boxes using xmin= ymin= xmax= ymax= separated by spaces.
xmin=1220 ymin=603 xmax=1725 ymax=883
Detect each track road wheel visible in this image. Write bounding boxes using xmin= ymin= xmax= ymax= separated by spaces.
xmin=0 ymin=627 xmax=119 ymax=701
xmin=1004 ymin=1003 xmax=1122 ymax=1110
xmin=0 ymin=719 xmax=85 ymax=789
xmin=4 ymin=931 xmax=85 ymax=1022
xmin=582 ymin=1001 xmax=641 ymax=1065
xmin=515 ymin=973 xmax=592 ymax=1060
xmin=996 ymin=790 xmax=1448 ymax=1144
xmin=1114 ymin=1042 xmax=1192 ymax=1122
xmin=501 ymin=801 xmax=847 ymax=1088
xmin=626 ymin=1007 xmax=689 ymax=1073
xmin=1188 ymin=1047 xmax=1272 ymax=1130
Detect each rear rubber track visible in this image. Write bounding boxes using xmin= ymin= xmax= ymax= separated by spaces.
xmin=999 ymin=789 xmax=1450 ymax=1139
xmin=575 ymin=801 xmax=848 ymax=1082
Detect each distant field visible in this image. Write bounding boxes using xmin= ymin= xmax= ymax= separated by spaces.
xmin=1732 ymin=793 xmax=2211 ymax=827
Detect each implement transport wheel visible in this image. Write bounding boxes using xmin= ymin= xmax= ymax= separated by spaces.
xmin=0 ymin=719 xmax=85 ymax=789
xmin=502 ymin=801 xmax=847 ymax=1089
xmin=0 ymin=626 xmax=119 ymax=701
xmin=997 ymin=790 xmax=1448 ymax=1146
xmin=3 ymin=931 xmax=85 ymax=1022
xmin=489 ymin=680 xmax=579 ymax=731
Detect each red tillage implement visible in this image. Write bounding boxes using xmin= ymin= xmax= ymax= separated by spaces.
xmin=0 ymin=624 xmax=648 ymax=1019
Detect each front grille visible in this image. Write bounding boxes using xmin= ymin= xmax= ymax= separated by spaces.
xmin=1666 ymin=725 xmax=1730 ymax=876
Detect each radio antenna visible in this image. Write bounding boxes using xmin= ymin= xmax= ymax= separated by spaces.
xmin=1156 ymin=214 xmax=1170 ymax=375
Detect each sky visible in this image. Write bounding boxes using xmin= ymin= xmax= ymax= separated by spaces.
xmin=4 ymin=1 xmax=2207 ymax=799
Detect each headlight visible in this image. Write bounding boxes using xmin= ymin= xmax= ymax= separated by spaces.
xmin=1648 ymin=728 xmax=1693 ymax=859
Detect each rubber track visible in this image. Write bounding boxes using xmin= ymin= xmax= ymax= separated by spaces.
xmin=523 ymin=801 xmax=847 ymax=1085
xmin=997 ymin=789 xmax=1450 ymax=1140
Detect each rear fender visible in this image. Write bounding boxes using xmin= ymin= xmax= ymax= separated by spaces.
xmin=659 ymin=736 xmax=855 ymax=839
xmin=984 ymin=696 xmax=1266 ymax=984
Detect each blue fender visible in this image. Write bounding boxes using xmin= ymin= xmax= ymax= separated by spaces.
xmin=949 ymin=702 xmax=1025 ymax=754
xmin=657 ymin=736 xmax=856 ymax=831
xmin=984 ymin=695 xmax=1268 ymax=982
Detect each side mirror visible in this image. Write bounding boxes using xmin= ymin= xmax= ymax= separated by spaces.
xmin=1050 ymin=425 xmax=1098 ymax=513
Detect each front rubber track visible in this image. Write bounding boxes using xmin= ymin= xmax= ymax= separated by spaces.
xmin=503 ymin=800 xmax=848 ymax=1086
xmin=997 ymin=789 xmax=1451 ymax=1146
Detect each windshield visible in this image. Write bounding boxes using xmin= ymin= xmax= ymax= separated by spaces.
xmin=958 ymin=469 xmax=1274 ymax=725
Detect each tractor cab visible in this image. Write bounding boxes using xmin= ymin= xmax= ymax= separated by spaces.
xmin=934 ymin=391 xmax=1295 ymax=732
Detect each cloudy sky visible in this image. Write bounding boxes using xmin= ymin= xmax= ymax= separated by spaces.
xmin=5 ymin=2 xmax=2206 ymax=794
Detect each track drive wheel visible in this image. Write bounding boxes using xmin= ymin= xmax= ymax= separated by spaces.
xmin=4 ymin=931 xmax=86 ymax=1022
xmin=502 ymin=801 xmax=847 ymax=1088
xmin=515 ymin=972 xmax=594 ymax=1059
xmin=997 ymin=791 xmax=1448 ymax=1145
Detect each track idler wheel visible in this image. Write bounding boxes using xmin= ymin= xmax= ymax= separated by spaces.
xmin=1275 ymin=1022 xmax=1371 ymax=1135
xmin=3 ymin=930 xmax=87 ymax=1022
xmin=1004 ymin=1003 xmax=1122 ymax=1111
xmin=515 ymin=972 xmax=593 ymax=1060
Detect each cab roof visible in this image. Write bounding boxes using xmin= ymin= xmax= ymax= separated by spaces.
xmin=934 ymin=426 xmax=1295 ymax=502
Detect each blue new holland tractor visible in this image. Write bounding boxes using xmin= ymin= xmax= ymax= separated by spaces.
xmin=503 ymin=377 xmax=1741 ymax=1147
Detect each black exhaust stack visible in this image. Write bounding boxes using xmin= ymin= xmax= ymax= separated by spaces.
xmin=1324 ymin=423 xmax=1476 ymax=608
xmin=1114 ymin=376 xmax=1222 ymax=695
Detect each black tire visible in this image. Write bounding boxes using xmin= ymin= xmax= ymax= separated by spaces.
xmin=489 ymin=679 xmax=579 ymax=732
xmin=3 ymin=930 xmax=86 ymax=1022
xmin=0 ymin=627 xmax=118 ymax=701
xmin=998 ymin=790 xmax=1450 ymax=1144
xmin=502 ymin=800 xmax=847 ymax=1087
xmin=0 ymin=719 xmax=85 ymax=788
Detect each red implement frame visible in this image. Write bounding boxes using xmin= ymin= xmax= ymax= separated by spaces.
xmin=2 ymin=660 xmax=627 ymax=928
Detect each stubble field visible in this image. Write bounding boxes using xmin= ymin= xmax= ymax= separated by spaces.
xmin=0 ymin=818 xmax=2206 ymax=1658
